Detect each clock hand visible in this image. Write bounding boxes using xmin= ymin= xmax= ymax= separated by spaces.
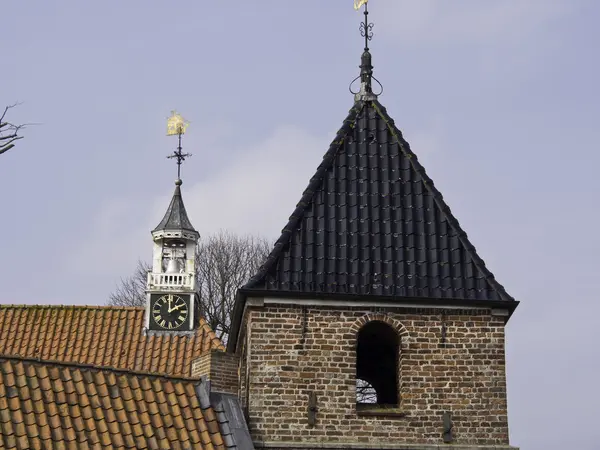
xmin=168 ymin=303 xmax=184 ymax=313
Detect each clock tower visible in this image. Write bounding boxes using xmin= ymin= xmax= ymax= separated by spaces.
xmin=146 ymin=111 xmax=200 ymax=332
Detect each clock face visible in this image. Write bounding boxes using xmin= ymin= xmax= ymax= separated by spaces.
xmin=151 ymin=294 xmax=189 ymax=330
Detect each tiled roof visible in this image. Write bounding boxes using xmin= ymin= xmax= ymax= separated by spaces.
xmin=0 ymin=305 xmax=223 ymax=377
xmin=153 ymin=181 xmax=198 ymax=234
xmin=0 ymin=356 xmax=240 ymax=449
xmin=244 ymin=100 xmax=515 ymax=303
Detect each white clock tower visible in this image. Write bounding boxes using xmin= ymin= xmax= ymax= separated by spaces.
xmin=146 ymin=111 xmax=200 ymax=332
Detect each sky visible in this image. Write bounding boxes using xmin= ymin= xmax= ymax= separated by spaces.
xmin=2 ymin=0 xmax=599 ymax=448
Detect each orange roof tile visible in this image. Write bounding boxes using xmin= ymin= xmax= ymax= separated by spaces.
xmin=0 ymin=356 xmax=235 ymax=450
xmin=0 ymin=305 xmax=223 ymax=377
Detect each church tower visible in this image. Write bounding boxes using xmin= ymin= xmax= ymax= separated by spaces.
xmin=228 ymin=3 xmax=519 ymax=449
xmin=146 ymin=111 xmax=201 ymax=332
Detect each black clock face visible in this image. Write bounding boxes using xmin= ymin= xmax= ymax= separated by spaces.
xmin=151 ymin=294 xmax=189 ymax=330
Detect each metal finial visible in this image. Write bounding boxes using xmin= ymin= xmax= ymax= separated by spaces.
xmin=358 ymin=2 xmax=373 ymax=51
xmin=349 ymin=0 xmax=383 ymax=100
xmin=166 ymin=111 xmax=192 ymax=181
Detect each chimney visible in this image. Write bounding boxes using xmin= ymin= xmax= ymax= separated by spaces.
xmin=191 ymin=350 xmax=240 ymax=396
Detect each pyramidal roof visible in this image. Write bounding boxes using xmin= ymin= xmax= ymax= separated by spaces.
xmin=242 ymin=99 xmax=515 ymax=304
xmin=153 ymin=180 xmax=198 ymax=235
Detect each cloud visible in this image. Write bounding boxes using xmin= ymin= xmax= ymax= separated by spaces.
xmin=65 ymin=125 xmax=326 ymax=299
xmin=181 ymin=125 xmax=328 ymax=239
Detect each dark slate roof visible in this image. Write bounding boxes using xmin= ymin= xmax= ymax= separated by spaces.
xmin=243 ymin=100 xmax=515 ymax=303
xmin=153 ymin=181 xmax=197 ymax=234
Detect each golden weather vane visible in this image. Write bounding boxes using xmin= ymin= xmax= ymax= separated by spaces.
xmin=166 ymin=110 xmax=192 ymax=180
xmin=354 ymin=0 xmax=368 ymax=11
xmin=166 ymin=110 xmax=189 ymax=136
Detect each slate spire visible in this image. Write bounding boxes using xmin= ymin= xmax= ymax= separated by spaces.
xmin=243 ymin=99 xmax=515 ymax=303
xmin=153 ymin=179 xmax=198 ymax=235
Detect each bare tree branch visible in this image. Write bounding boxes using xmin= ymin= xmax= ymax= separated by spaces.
xmin=356 ymin=379 xmax=378 ymax=404
xmin=196 ymin=231 xmax=271 ymax=342
xmin=0 ymin=103 xmax=26 ymax=156
xmin=108 ymin=260 xmax=150 ymax=307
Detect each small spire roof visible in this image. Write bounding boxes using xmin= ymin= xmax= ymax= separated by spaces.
xmin=153 ymin=179 xmax=198 ymax=235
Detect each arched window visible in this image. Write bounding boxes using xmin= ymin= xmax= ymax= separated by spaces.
xmin=356 ymin=321 xmax=399 ymax=405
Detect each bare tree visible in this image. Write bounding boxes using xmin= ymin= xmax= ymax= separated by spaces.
xmin=356 ymin=379 xmax=378 ymax=404
xmin=196 ymin=231 xmax=270 ymax=341
xmin=108 ymin=260 xmax=150 ymax=307
xmin=0 ymin=104 xmax=25 ymax=155
xmin=108 ymin=231 xmax=271 ymax=341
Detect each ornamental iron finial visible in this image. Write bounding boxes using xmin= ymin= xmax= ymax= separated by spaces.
xmin=355 ymin=0 xmax=373 ymax=52
xmin=350 ymin=0 xmax=383 ymax=100
xmin=166 ymin=111 xmax=192 ymax=181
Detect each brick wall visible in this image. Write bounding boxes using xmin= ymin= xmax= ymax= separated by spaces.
xmin=192 ymin=350 xmax=240 ymax=396
xmin=238 ymin=304 xmax=515 ymax=448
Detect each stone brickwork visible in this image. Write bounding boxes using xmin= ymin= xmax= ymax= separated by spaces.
xmin=192 ymin=350 xmax=240 ymax=395
xmin=238 ymin=304 xmax=516 ymax=449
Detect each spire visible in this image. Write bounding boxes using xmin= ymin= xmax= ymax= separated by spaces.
xmin=350 ymin=0 xmax=383 ymax=101
xmin=153 ymin=111 xmax=198 ymax=236
xmin=152 ymin=178 xmax=197 ymax=234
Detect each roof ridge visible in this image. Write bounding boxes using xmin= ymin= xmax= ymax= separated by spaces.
xmin=0 ymin=353 xmax=208 ymax=383
xmin=0 ymin=304 xmax=145 ymax=310
xmin=371 ymin=100 xmax=514 ymax=302
xmin=244 ymin=100 xmax=366 ymax=289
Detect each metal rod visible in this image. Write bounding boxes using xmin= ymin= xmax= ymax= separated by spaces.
xmin=364 ymin=4 xmax=369 ymax=51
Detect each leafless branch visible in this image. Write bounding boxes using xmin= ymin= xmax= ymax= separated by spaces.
xmin=108 ymin=260 xmax=150 ymax=307
xmin=356 ymin=379 xmax=378 ymax=403
xmin=0 ymin=103 xmax=26 ymax=156
xmin=195 ymin=231 xmax=271 ymax=342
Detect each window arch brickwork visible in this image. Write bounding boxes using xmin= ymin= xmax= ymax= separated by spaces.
xmin=352 ymin=313 xmax=410 ymax=406
xmin=350 ymin=313 xmax=410 ymax=351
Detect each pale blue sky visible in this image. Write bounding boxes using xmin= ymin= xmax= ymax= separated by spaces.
xmin=2 ymin=1 xmax=599 ymax=448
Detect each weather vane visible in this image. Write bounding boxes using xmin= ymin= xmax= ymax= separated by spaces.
xmin=349 ymin=0 xmax=383 ymax=98
xmin=166 ymin=110 xmax=192 ymax=181
xmin=354 ymin=0 xmax=372 ymax=51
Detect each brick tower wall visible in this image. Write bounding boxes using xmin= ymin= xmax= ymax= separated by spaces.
xmin=238 ymin=303 xmax=515 ymax=449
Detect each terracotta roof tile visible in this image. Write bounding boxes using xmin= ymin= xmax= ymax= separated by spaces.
xmin=0 ymin=305 xmax=223 ymax=377
xmin=0 ymin=356 xmax=237 ymax=449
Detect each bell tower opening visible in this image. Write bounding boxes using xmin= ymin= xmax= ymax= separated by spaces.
xmin=356 ymin=321 xmax=399 ymax=406
xmin=162 ymin=239 xmax=187 ymax=274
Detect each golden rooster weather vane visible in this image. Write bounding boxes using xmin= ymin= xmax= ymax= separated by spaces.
xmin=166 ymin=111 xmax=192 ymax=180
xmin=354 ymin=0 xmax=368 ymax=11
